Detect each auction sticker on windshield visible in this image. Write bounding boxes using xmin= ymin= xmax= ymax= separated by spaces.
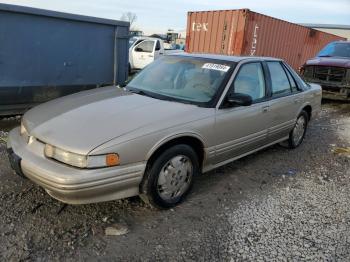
xmin=202 ymin=63 xmax=230 ymax=72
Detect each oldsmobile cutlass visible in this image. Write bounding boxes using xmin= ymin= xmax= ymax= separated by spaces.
xmin=7 ymin=54 xmax=322 ymax=208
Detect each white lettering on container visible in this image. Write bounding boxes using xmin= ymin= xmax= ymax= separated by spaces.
xmin=192 ymin=22 xmax=209 ymax=32
xmin=250 ymin=24 xmax=259 ymax=56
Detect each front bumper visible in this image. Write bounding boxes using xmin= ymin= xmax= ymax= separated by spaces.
xmin=322 ymin=89 xmax=350 ymax=101
xmin=321 ymin=82 xmax=350 ymax=100
xmin=304 ymin=79 xmax=350 ymax=100
xmin=7 ymin=127 xmax=146 ymax=204
xmin=7 ymin=147 xmax=26 ymax=178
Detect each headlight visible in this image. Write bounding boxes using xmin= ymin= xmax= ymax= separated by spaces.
xmin=44 ymin=144 xmax=120 ymax=168
xmin=20 ymin=122 xmax=30 ymax=144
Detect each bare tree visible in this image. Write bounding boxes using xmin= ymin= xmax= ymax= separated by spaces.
xmin=120 ymin=12 xmax=137 ymax=29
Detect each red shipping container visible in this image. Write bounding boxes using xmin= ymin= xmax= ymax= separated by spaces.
xmin=186 ymin=9 xmax=346 ymax=70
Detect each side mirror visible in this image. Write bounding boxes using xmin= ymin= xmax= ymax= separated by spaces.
xmin=135 ymin=47 xmax=143 ymax=52
xmin=227 ymin=92 xmax=253 ymax=106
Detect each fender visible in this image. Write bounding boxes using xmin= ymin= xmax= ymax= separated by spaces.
xmin=145 ymin=131 xmax=206 ymax=160
xmin=297 ymin=101 xmax=312 ymax=119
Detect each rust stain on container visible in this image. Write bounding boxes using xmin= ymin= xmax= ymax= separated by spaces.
xmin=186 ymin=9 xmax=346 ymax=70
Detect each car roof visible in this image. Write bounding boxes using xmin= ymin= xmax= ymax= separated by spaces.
xmin=170 ymin=52 xmax=283 ymax=62
xmin=131 ymin=36 xmax=162 ymax=41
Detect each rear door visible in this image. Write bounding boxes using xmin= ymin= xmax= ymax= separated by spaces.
xmin=265 ymin=61 xmax=304 ymax=143
xmin=214 ymin=62 xmax=270 ymax=164
xmin=132 ymin=40 xmax=156 ymax=69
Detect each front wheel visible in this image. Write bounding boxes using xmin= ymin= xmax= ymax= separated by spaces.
xmin=287 ymin=110 xmax=309 ymax=149
xmin=141 ymin=144 xmax=199 ymax=208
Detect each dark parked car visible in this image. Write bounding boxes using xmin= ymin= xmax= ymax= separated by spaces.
xmin=301 ymin=41 xmax=350 ymax=100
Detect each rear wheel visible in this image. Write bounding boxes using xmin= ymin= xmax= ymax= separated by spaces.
xmin=141 ymin=144 xmax=199 ymax=208
xmin=287 ymin=110 xmax=308 ymax=149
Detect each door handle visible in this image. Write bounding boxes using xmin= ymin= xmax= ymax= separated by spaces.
xmin=262 ymin=106 xmax=270 ymax=112
xmin=148 ymin=55 xmax=154 ymax=58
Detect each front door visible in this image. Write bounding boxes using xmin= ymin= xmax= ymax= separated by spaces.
xmin=214 ymin=62 xmax=270 ymax=165
xmin=132 ymin=40 xmax=156 ymax=69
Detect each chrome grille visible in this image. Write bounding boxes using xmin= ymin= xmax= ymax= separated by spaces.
xmin=314 ymin=66 xmax=346 ymax=82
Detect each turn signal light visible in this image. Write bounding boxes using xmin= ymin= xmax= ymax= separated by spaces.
xmin=106 ymin=153 xmax=120 ymax=166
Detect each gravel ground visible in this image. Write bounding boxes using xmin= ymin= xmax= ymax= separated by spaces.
xmin=0 ymin=102 xmax=349 ymax=261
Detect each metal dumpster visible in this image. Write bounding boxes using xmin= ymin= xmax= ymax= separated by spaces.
xmin=0 ymin=3 xmax=129 ymax=115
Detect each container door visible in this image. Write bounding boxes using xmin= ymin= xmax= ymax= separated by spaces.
xmin=132 ymin=40 xmax=156 ymax=69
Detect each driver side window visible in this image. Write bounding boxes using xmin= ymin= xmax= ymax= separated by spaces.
xmin=233 ymin=63 xmax=265 ymax=101
xmin=135 ymin=40 xmax=155 ymax=53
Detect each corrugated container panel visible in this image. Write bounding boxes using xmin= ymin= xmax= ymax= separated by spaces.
xmin=0 ymin=3 xmax=129 ymax=115
xmin=228 ymin=10 xmax=245 ymax=55
xmin=186 ymin=9 xmax=346 ymax=70
xmin=241 ymin=11 xmax=311 ymax=69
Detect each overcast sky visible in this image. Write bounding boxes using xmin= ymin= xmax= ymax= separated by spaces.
xmin=1 ymin=0 xmax=349 ymax=34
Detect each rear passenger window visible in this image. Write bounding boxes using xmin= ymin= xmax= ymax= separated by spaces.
xmin=233 ymin=62 xmax=265 ymax=101
xmin=284 ymin=66 xmax=298 ymax=92
xmin=267 ymin=62 xmax=292 ymax=96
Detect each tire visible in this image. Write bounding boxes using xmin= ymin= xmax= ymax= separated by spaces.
xmin=140 ymin=144 xmax=199 ymax=208
xmin=287 ymin=110 xmax=309 ymax=149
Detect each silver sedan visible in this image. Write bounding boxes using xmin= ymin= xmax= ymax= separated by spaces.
xmin=7 ymin=54 xmax=322 ymax=208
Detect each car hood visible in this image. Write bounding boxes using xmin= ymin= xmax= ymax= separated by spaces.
xmin=305 ymin=57 xmax=350 ymax=68
xmin=24 ymin=87 xmax=208 ymax=155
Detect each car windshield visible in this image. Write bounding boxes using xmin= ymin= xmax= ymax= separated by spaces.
xmin=317 ymin=42 xmax=350 ymax=58
xmin=126 ymin=56 xmax=234 ymax=105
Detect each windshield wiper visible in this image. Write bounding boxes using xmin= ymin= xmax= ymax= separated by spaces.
xmin=126 ymin=87 xmax=161 ymax=99
xmin=126 ymin=87 xmax=200 ymax=106
xmin=318 ymin=55 xmax=332 ymax=57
